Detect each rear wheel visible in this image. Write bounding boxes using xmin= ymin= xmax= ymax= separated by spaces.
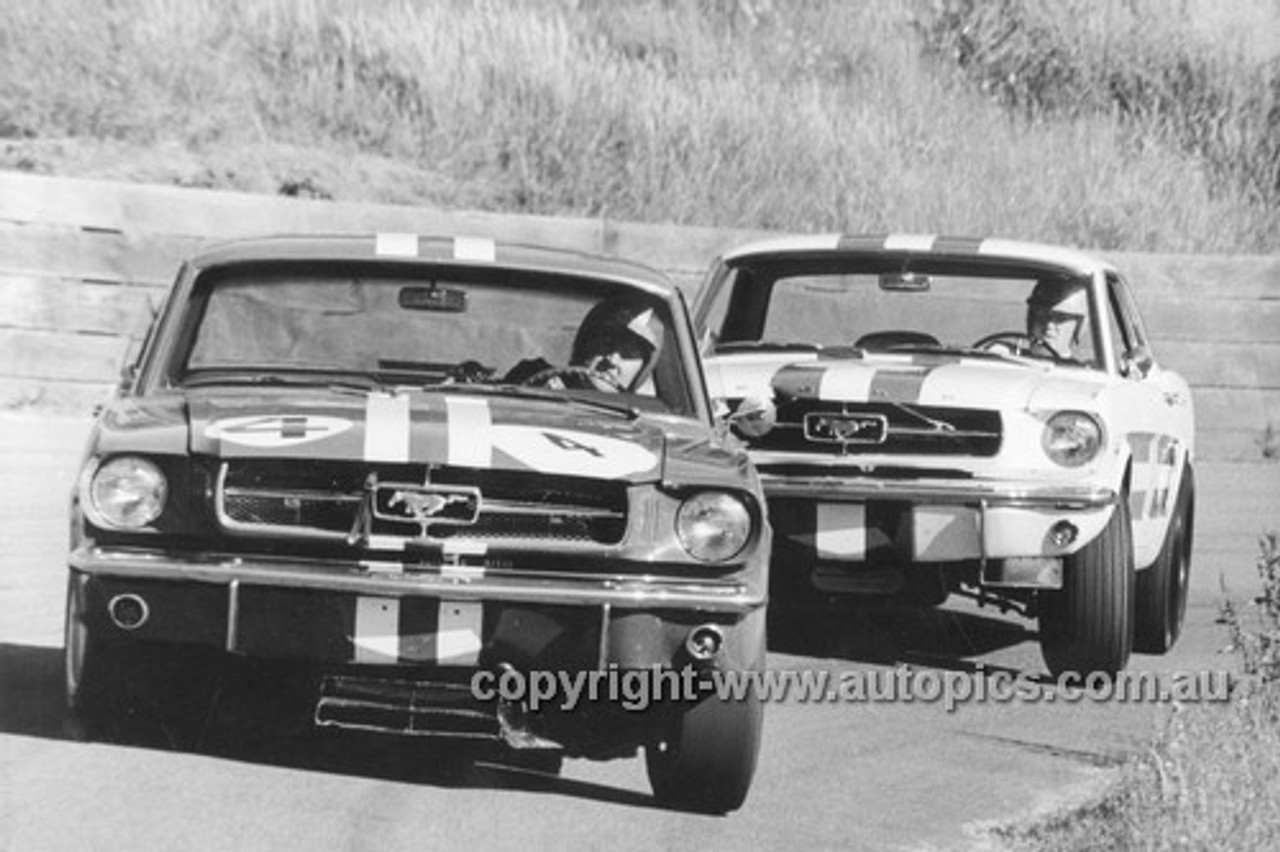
xmin=1038 ymin=496 xmax=1134 ymax=677
xmin=1135 ymin=467 xmax=1195 ymax=654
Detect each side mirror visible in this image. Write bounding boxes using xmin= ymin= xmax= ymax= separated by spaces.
xmin=117 ymin=362 xmax=139 ymax=391
xmin=1121 ymin=345 xmax=1153 ymax=378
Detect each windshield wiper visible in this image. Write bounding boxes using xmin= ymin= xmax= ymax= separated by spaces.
xmin=181 ymin=370 xmax=384 ymax=393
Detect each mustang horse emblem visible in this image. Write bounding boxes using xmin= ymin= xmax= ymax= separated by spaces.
xmin=389 ymin=490 xmax=475 ymax=524
xmin=807 ymin=413 xmax=887 ymax=444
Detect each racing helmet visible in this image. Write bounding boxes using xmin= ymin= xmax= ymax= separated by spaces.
xmin=1027 ymin=278 xmax=1089 ymax=318
xmin=1024 ymin=278 xmax=1085 ymax=332
xmin=571 ymin=295 xmax=665 ymax=390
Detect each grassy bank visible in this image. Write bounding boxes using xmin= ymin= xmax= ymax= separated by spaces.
xmin=1000 ymin=534 xmax=1280 ymax=851
xmin=1 ymin=0 xmax=1277 ymax=252
xmin=997 ymin=691 xmax=1280 ymax=850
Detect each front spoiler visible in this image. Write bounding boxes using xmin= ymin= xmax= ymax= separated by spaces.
xmin=69 ymin=546 xmax=764 ymax=614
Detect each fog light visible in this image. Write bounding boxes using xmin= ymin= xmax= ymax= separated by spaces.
xmin=1048 ymin=521 xmax=1078 ymax=548
xmin=108 ymin=594 xmax=149 ymax=630
xmin=685 ymin=624 xmax=725 ymax=661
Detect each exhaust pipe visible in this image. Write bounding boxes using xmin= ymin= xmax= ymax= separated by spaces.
xmin=684 ymin=624 xmax=724 ymax=662
xmin=107 ymin=593 xmax=149 ymax=630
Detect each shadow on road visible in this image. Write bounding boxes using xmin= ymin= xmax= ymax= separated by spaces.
xmin=0 ymin=642 xmax=660 ymax=810
xmin=768 ymin=597 xmax=1037 ymax=675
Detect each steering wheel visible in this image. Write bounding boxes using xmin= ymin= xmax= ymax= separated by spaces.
xmin=521 ymin=365 xmax=622 ymax=392
xmin=973 ymin=331 xmax=1032 ymax=355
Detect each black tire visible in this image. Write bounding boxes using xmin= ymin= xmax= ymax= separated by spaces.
xmin=1038 ymin=495 xmax=1134 ymax=677
xmin=1135 ymin=467 xmax=1195 ymax=654
xmin=64 ymin=573 xmax=123 ymax=739
xmin=645 ymin=649 xmax=764 ymax=815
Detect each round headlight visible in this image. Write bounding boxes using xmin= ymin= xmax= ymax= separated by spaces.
xmin=1042 ymin=412 xmax=1103 ymax=468
xmin=676 ymin=491 xmax=752 ymax=563
xmin=88 ymin=456 xmax=167 ymax=529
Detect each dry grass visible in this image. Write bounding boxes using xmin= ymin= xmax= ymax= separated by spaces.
xmin=997 ymin=692 xmax=1280 ymax=851
xmin=1 ymin=0 xmax=1277 ymax=251
xmin=1000 ymin=533 xmax=1280 ymax=851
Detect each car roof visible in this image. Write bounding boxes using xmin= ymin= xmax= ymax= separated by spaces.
xmin=719 ymin=233 xmax=1117 ymax=278
xmin=186 ymin=233 xmax=678 ymax=296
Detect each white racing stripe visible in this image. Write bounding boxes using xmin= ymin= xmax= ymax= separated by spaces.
xmin=437 ymin=600 xmax=483 ymax=665
xmin=818 ymin=366 xmax=875 ymax=401
xmin=447 ymin=396 xmax=492 ymax=466
xmin=375 ymin=233 xmax=419 ymax=257
xmin=884 ymin=234 xmax=936 ymax=251
xmin=816 ymin=503 xmax=867 ymax=559
xmin=353 ymin=597 xmax=401 ymax=664
xmin=454 ymin=236 xmax=496 ymax=262
xmin=364 ymin=393 xmax=411 ymax=462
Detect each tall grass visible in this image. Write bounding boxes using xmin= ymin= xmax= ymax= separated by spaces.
xmin=0 ymin=0 xmax=1277 ymax=252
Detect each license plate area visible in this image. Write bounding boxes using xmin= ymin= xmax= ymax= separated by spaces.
xmin=228 ymin=587 xmax=482 ymax=666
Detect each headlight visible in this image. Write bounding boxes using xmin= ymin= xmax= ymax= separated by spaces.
xmin=1042 ymin=412 xmax=1103 ymax=468
xmin=675 ymin=491 xmax=752 ymax=562
xmin=86 ymin=456 xmax=167 ymax=529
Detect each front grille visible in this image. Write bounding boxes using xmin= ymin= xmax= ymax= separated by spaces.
xmin=217 ymin=460 xmax=628 ymax=545
xmin=745 ymin=401 xmax=1002 ymax=457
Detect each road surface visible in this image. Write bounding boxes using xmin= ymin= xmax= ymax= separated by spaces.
xmin=2 ymin=414 xmax=1276 ymax=851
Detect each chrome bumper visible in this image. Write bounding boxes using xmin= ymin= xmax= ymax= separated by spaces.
xmin=69 ymin=546 xmax=763 ymax=614
xmin=759 ymin=473 xmax=1117 ymax=510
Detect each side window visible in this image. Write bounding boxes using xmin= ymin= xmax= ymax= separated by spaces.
xmin=695 ymin=266 xmax=734 ymax=350
xmin=1106 ymin=273 xmax=1151 ymax=376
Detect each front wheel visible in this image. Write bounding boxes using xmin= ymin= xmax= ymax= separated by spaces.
xmin=1038 ymin=496 xmax=1134 ymax=677
xmin=65 ymin=573 xmax=217 ymax=746
xmin=64 ymin=574 xmax=124 ymax=738
xmin=1135 ymin=467 xmax=1195 ymax=654
xmin=645 ymin=686 xmax=763 ymax=814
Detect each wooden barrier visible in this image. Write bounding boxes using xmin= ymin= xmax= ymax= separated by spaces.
xmin=1 ymin=171 xmax=1276 ymax=461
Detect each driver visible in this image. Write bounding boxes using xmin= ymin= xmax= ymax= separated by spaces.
xmin=567 ymin=296 xmax=664 ymax=392
xmin=1026 ymin=279 xmax=1089 ymax=360
xmin=503 ymin=295 xmax=664 ymax=393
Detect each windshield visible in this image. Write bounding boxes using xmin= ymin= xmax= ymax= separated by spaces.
xmin=173 ymin=264 xmax=694 ymax=414
xmin=702 ymin=263 xmax=1101 ymax=368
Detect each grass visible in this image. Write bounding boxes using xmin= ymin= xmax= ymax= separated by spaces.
xmin=999 ymin=533 xmax=1280 ymax=851
xmin=1 ymin=0 xmax=1278 ymax=252
xmin=996 ymin=692 xmax=1280 ymax=851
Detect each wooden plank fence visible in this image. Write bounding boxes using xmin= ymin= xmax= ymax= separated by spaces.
xmin=1 ymin=171 xmax=1276 ymax=461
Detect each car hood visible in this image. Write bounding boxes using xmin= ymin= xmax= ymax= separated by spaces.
xmin=705 ymin=350 xmax=1108 ymax=411
xmin=98 ymin=388 xmax=676 ymax=483
xmin=191 ymin=389 xmax=671 ymax=481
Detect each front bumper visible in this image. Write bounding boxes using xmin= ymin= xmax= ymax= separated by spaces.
xmin=756 ymin=473 xmax=1118 ymax=576
xmin=70 ymin=546 xmax=762 ymax=613
xmin=759 ymin=473 xmax=1116 ymax=510
xmin=69 ymin=546 xmax=765 ymax=672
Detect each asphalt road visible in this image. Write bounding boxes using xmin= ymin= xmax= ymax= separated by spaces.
xmin=2 ymin=414 xmax=1276 ymax=852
